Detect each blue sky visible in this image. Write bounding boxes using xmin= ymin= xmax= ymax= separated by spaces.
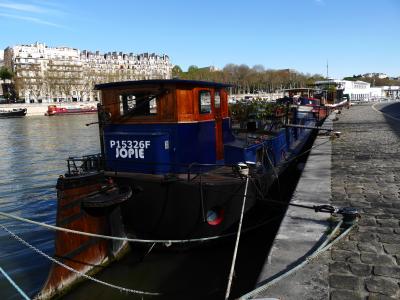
xmin=0 ymin=0 xmax=399 ymax=79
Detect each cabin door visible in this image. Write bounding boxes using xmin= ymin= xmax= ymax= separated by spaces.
xmin=214 ymin=90 xmax=224 ymax=160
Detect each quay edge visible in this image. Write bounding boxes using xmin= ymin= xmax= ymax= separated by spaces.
xmin=241 ymin=112 xmax=337 ymax=299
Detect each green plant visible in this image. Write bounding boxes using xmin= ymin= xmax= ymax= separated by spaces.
xmin=229 ymin=99 xmax=287 ymax=126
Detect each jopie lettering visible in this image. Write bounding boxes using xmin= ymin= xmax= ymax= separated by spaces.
xmin=109 ymin=140 xmax=150 ymax=159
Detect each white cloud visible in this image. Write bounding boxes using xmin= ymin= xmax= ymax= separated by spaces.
xmin=0 ymin=12 xmax=65 ymax=28
xmin=0 ymin=1 xmax=56 ymax=13
xmin=0 ymin=1 xmax=66 ymax=28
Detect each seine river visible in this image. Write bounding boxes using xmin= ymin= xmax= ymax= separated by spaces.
xmin=0 ymin=109 xmax=327 ymax=299
xmin=0 ymin=114 xmax=99 ymax=299
xmin=0 ymin=113 xmax=284 ymax=300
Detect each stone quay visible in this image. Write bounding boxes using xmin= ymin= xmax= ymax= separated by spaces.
xmin=329 ymin=102 xmax=400 ymax=300
xmin=241 ymin=102 xmax=400 ymax=300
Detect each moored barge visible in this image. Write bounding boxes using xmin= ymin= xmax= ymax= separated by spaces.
xmin=0 ymin=108 xmax=27 ymax=117
xmin=44 ymin=105 xmax=97 ymax=116
xmin=37 ymin=79 xmax=329 ymax=298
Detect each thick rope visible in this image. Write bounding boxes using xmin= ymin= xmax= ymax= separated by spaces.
xmin=225 ymin=175 xmax=250 ymax=300
xmin=0 ymin=266 xmax=30 ymax=300
xmin=0 ymin=224 xmax=161 ymax=296
xmin=0 ymin=211 xmax=235 ymax=244
xmin=239 ymin=222 xmax=356 ymax=299
xmin=0 ymin=210 xmax=280 ymax=245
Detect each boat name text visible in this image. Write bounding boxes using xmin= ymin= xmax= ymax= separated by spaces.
xmin=110 ymin=140 xmax=151 ymax=159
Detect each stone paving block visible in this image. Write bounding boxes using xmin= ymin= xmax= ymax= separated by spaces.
xmin=382 ymin=244 xmax=400 ymax=255
xmin=378 ymin=234 xmax=400 ymax=244
xmin=362 ymin=208 xmax=386 ymax=215
xmin=330 ymin=289 xmax=363 ymax=300
xmin=329 ymin=274 xmax=361 ymax=290
xmin=329 ymin=261 xmax=350 ymax=274
xmin=335 ymin=240 xmax=357 ymax=251
xmin=360 ymin=253 xmax=396 ymax=266
xmin=331 ymin=249 xmax=361 ymax=263
xmin=365 ymin=277 xmax=399 ymax=297
xmin=349 ymin=200 xmax=372 ymax=209
xmin=376 ymin=220 xmax=399 ymax=228
xmin=349 ymin=232 xmax=376 ymax=242
xmin=373 ymin=266 xmax=400 ymax=279
xmin=371 ymin=202 xmax=394 ymax=209
xmin=358 ymin=226 xmax=394 ymax=235
xmin=358 ymin=242 xmax=383 ymax=253
xmin=367 ymin=294 xmax=398 ymax=300
xmin=375 ymin=214 xmax=396 ymax=219
xmin=358 ymin=216 xmax=377 ymax=226
xmin=349 ymin=263 xmax=372 ymax=276
xmin=348 ymin=193 xmax=363 ymax=198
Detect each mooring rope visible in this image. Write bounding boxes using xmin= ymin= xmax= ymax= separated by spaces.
xmin=225 ymin=175 xmax=250 ymax=300
xmin=0 ymin=224 xmax=161 ymax=296
xmin=0 ymin=215 xmax=284 ymax=298
xmin=239 ymin=221 xmax=357 ymax=299
xmin=0 ymin=265 xmax=31 ymax=300
xmin=0 ymin=210 xmax=281 ymax=245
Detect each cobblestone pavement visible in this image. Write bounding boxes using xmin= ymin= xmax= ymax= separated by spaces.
xmin=329 ymin=103 xmax=400 ymax=300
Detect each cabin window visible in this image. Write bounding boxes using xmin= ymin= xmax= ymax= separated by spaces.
xmin=199 ymin=90 xmax=211 ymax=114
xmin=119 ymin=93 xmax=158 ymax=116
xmin=215 ymin=91 xmax=221 ymax=108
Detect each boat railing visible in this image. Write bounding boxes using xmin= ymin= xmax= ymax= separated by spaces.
xmin=66 ymin=154 xmax=104 ymax=176
xmin=65 ymin=153 xmax=239 ymax=181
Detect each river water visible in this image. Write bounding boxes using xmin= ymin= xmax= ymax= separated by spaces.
xmin=0 ymin=114 xmax=285 ymax=300
xmin=0 ymin=114 xmax=99 ymax=299
xmin=0 ymin=108 xmax=328 ymax=299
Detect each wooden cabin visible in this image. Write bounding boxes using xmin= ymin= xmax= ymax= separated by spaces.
xmin=95 ymin=79 xmax=234 ymax=174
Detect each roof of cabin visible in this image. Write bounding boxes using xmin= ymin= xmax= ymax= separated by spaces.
xmin=94 ymin=79 xmax=232 ymax=90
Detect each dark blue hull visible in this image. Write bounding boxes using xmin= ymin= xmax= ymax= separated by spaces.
xmin=112 ymin=115 xmax=316 ymax=241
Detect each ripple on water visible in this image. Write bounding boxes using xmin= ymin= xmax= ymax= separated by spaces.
xmin=0 ymin=114 xmax=99 ymax=299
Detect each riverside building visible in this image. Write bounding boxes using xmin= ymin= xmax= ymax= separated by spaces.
xmin=314 ymin=79 xmax=372 ymax=102
xmin=3 ymin=42 xmax=172 ymax=103
xmin=0 ymin=50 xmax=4 ymax=67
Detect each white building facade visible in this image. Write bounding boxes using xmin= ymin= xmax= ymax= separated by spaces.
xmin=0 ymin=50 xmax=4 ymax=67
xmin=379 ymin=86 xmax=400 ymax=99
xmin=4 ymin=42 xmax=173 ymax=103
xmin=315 ymin=79 xmax=372 ymax=101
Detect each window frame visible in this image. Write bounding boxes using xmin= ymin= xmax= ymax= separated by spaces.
xmin=198 ymin=90 xmax=212 ymax=114
xmin=119 ymin=92 xmax=158 ymax=117
xmin=214 ymin=90 xmax=221 ymax=109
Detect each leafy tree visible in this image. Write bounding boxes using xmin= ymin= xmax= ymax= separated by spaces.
xmin=176 ymin=63 xmax=324 ymax=94
xmin=252 ymin=64 xmax=265 ymax=73
xmin=0 ymin=67 xmax=13 ymax=80
xmin=187 ymin=65 xmax=199 ymax=72
xmin=172 ymin=65 xmax=182 ymax=77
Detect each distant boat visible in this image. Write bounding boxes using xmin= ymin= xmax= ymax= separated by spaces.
xmin=44 ymin=105 xmax=97 ymax=116
xmin=0 ymin=108 xmax=27 ymax=118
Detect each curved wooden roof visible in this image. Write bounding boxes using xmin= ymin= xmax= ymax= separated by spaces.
xmin=95 ymin=79 xmax=233 ymax=90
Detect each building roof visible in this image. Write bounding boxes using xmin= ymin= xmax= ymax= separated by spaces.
xmin=95 ymin=79 xmax=233 ymax=90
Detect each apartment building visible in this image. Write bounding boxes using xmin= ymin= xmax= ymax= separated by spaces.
xmin=0 ymin=50 xmax=4 ymax=67
xmin=4 ymin=42 xmax=172 ymax=103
